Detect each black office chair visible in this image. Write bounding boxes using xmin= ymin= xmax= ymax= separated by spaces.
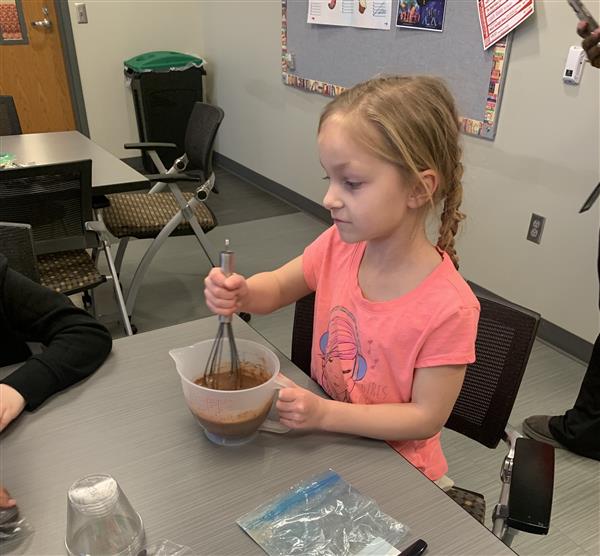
xmin=0 ymin=95 xmax=22 ymax=135
xmin=98 ymin=101 xmax=224 ymax=322
xmin=0 ymin=161 xmax=132 ymax=335
xmin=0 ymin=222 xmax=40 ymax=282
xmin=290 ymin=292 xmax=554 ymax=547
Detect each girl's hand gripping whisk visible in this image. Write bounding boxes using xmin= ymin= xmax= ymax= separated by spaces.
xmin=204 ymin=240 xmax=242 ymax=389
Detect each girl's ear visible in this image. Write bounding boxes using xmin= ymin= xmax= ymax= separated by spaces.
xmin=408 ymin=170 xmax=439 ymax=209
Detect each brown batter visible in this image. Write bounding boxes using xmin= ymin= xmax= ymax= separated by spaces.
xmin=192 ymin=363 xmax=274 ymax=438
xmin=194 ymin=363 xmax=270 ymax=391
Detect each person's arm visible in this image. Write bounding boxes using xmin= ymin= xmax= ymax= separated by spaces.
xmin=204 ymin=255 xmax=312 ymax=316
xmin=0 ymin=263 xmax=112 ymax=426
xmin=276 ymin=364 xmax=466 ymax=441
xmin=578 ymin=20 xmax=600 ymax=68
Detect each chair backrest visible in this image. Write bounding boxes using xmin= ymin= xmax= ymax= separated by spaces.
xmin=0 ymin=160 xmax=93 ymax=254
xmin=184 ymin=102 xmax=225 ymax=179
xmin=0 ymin=95 xmax=22 ymax=135
xmin=446 ymin=295 xmax=540 ymax=448
xmin=291 ymin=292 xmax=316 ymax=376
xmin=290 ymin=291 xmax=540 ymax=449
xmin=0 ymin=222 xmax=40 ymax=282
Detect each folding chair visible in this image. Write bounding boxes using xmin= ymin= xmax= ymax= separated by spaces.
xmin=0 ymin=160 xmax=132 ymax=335
xmin=99 ymin=102 xmax=224 ymax=324
xmin=290 ymin=292 xmax=554 ymax=547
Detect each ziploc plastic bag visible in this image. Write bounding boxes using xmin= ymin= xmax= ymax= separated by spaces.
xmin=237 ymin=469 xmax=408 ymax=556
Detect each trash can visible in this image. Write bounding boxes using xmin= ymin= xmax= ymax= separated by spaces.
xmin=125 ymin=51 xmax=206 ymax=172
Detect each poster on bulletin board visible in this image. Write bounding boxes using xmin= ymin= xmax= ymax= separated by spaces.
xmin=396 ymin=0 xmax=447 ymax=32
xmin=281 ymin=0 xmax=517 ymax=140
xmin=308 ymin=0 xmax=393 ymax=30
xmin=477 ymin=0 xmax=534 ymax=50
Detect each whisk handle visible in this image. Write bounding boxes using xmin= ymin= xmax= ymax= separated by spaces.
xmin=220 ymin=248 xmax=235 ymax=277
xmin=219 ymin=246 xmax=235 ymax=324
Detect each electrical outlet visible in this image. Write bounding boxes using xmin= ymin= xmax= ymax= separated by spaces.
xmin=526 ymin=213 xmax=546 ymax=244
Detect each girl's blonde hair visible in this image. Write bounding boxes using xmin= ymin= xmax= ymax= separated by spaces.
xmin=318 ymin=75 xmax=465 ymax=268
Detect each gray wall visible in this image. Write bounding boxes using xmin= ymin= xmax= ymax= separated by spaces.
xmin=199 ymin=1 xmax=599 ymax=343
xmin=67 ymin=0 xmax=204 ymax=159
xmin=69 ymin=1 xmax=599 ymax=343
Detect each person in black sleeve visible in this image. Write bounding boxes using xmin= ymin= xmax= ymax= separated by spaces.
xmin=522 ymin=21 xmax=600 ymax=460
xmin=0 ymin=253 xmax=112 ymax=431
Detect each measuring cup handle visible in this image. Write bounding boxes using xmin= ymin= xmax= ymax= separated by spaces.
xmin=259 ymin=419 xmax=290 ymax=434
xmin=273 ymin=374 xmax=295 ymax=389
xmin=258 ymin=375 xmax=293 ymax=434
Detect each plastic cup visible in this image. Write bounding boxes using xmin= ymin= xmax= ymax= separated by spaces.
xmin=65 ymin=474 xmax=144 ymax=556
xmin=170 ymin=338 xmax=288 ymax=446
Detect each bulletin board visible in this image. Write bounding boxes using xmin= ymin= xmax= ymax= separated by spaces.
xmin=281 ymin=1 xmax=512 ymax=140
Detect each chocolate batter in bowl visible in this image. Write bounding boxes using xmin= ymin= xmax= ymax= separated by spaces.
xmin=170 ymin=339 xmax=288 ymax=445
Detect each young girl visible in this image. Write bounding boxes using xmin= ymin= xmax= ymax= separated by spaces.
xmin=204 ymin=75 xmax=480 ymax=482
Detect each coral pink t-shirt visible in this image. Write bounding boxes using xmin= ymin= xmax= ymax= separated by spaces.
xmin=303 ymin=226 xmax=480 ymax=480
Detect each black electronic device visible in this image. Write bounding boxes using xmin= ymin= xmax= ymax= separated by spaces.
xmin=567 ymin=0 xmax=599 ymax=31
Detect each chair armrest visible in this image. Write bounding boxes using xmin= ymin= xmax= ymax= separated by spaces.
xmin=85 ymin=219 xmax=120 ymax=245
xmin=146 ymin=173 xmax=200 ymax=183
xmin=85 ymin=220 xmax=109 ymax=234
xmin=123 ymin=142 xmax=178 ymax=151
xmin=506 ymin=438 xmax=554 ymax=535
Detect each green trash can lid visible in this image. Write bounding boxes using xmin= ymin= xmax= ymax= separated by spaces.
xmin=124 ymin=51 xmax=205 ymax=73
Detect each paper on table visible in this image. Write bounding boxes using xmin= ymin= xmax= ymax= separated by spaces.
xmin=356 ymin=537 xmax=399 ymax=555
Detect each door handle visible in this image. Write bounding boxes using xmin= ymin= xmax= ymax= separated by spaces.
xmin=31 ymin=6 xmax=52 ymax=29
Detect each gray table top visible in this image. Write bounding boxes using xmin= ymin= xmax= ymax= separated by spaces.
xmin=0 ymin=317 xmax=515 ymax=555
xmin=0 ymin=131 xmax=148 ymax=194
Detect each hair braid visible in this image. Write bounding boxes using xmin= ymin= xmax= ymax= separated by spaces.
xmin=437 ymin=161 xmax=465 ymax=269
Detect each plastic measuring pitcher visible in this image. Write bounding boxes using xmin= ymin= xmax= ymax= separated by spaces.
xmin=171 ymin=338 xmax=289 ymax=445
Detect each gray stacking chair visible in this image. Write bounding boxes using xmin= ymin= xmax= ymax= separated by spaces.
xmin=98 ymin=101 xmax=224 ymax=327
xmin=0 ymin=95 xmax=22 ymax=135
xmin=290 ymin=292 xmax=554 ymax=547
xmin=0 ymin=160 xmax=132 ymax=335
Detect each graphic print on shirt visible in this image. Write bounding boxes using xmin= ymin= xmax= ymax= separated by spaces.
xmin=318 ymin=305 xmax=367 ymax=401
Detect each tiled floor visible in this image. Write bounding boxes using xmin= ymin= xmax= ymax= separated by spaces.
xmin=92 ymin=166 xmax=599 ymax=556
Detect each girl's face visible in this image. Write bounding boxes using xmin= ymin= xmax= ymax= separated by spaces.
xmin=318 ymin=114 xmax=415 ymax=245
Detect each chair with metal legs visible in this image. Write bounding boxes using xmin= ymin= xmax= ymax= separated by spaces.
xmin=99 ymin=102 xmax=224 ymax=327
xmin=0 ymin=161 xmax=132 ymax=335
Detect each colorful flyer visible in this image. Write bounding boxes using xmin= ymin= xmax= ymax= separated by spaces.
xmin=478 ymin=0 xmax=534 ymax=50
xmin=307 ymin=0 xmax=393 ymax=31
xmin=396 ymin=0 xmax=447 ymax=32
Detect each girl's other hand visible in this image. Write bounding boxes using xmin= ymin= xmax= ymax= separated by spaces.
xmin=276 ymin=375 xmax=326 ymax=430
xmin=0 ymin=485 xmax=16 ymax=508
xmin=204 ymin=267 xmax=248 ymax=316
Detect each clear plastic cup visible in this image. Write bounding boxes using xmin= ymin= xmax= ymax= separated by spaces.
xmin=65 ymin=474 xmax=144 ymax=556
xmin=170 ymin=338 xmax=288 ymax=446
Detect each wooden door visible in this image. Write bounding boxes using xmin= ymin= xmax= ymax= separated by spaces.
xmin=0 ymin=0 xmax=76 ymax=132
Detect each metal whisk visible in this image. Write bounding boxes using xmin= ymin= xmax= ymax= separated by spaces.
xmin=205 ymin=239 xmax=241 ymax=389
